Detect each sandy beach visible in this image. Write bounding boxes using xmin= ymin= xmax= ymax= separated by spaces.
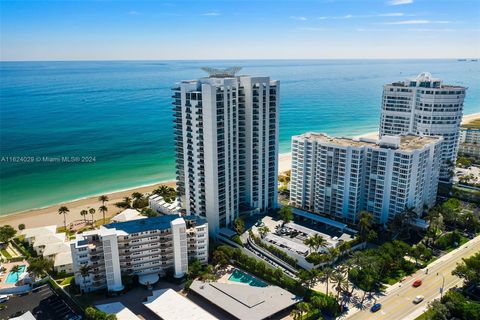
xmin=2 ymin=112 xmax=479 ymax=230
xmin=0 ymin=181 xmax=176 ymax=230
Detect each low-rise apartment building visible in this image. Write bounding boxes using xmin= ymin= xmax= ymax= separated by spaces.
xmin=148 ymin=195 xmax=181 ymax=215
xmin=460 ymin=127 xmax=480 ymax=144
xmin=290 ymin=133 xmax=442 ymax=224
xmin=458 ymin=126 xmax=480 ymax=158
xmin=70 ymin=215 xmax=208 ymax=293
xmin=21 ymin=225 xmax=73 ymax=274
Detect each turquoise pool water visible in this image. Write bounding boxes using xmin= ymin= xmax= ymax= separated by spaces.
xmin=228 ymin=269 xmax=267 ymax=287
xmin=5 ymin=265 xmax=26 ymax=284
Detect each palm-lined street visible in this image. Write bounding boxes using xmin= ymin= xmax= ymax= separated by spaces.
xmin=347 ymin=235 xmax=480 ymax=320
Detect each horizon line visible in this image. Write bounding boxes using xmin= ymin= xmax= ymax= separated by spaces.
xmin=1 ymin=57 xmax=479 ymax=63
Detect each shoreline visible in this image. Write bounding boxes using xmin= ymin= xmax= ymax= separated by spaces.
xmin=1 ymin=112 xmax=479 ymax=229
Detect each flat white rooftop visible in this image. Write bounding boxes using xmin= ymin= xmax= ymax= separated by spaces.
xmin=295 ymin=132 xmax=441 ymax=151
xmin=111 ymin=208 xmax=146 ymax=222
xmin=96 ymin=302 xmax=140 ymax=320
xmin=190 ymin=279 xmax=300 ymax=320
xmin=143 ymin=289 xmax=218 ymax=320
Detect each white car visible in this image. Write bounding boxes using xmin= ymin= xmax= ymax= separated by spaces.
xmin=413 ymin=295 xmax=424 ymax=304
xmin=0 ymin=294 xmax=10 ymax=303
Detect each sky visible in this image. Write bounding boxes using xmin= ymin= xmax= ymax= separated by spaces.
xmin=1 ymin=0 xmax=479 ymax=60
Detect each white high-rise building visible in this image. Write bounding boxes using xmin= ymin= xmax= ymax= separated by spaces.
xmin=173 ymin=68 xmax=279 ymax=234
xmin=70 ymin=215 xmax=208 ymax=293
xmin=290 ymin=133 xmax=443 ymax=224
xmin=379 ymin=72 xmax=467 ymax=180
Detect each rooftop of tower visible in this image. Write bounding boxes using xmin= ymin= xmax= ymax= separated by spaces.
xmin=200 ymin=66 xmax=242 ymax=78
xmin=388 ymin=72 xmax=466 ymax=89
xmin=295 ymin=133 xmax=442 ymax=151
xmin=101 ymin=214 xmax=206 ymax=234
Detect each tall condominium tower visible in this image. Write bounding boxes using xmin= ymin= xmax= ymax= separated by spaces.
xmin=290 ymin=133 xmax=442 ymax=224
xmin=379 ymin=72 xmax=466 ymax=180
xmin=173 ymin=68 xmax=279 ymax=234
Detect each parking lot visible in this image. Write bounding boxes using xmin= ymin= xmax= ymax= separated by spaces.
xmin=0 ymin=284 xmax=80 ymax=320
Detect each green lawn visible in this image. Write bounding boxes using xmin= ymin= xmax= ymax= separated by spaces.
xmin=58 ymin=276 xmax=75 ymax=286
xmin=0 ymin=248 xmax=12 ymax=259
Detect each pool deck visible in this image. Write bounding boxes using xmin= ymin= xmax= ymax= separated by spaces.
xmin=217 ymin=265 xmax=268 ymax=287
xmin=0 ymin=260 xmax=29 ymax=289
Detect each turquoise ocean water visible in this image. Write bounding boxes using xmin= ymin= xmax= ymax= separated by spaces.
xmin=1 ymin=60 xmax=479 ymax=215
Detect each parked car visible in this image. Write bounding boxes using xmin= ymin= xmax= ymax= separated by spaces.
xmin=370 ymin=303 xmax=382 ymax=312
xmin=413 ymin=279 xmax=423 ymax=287
xmin=413 ymin=295 xmax=424 ymax=304
xmin=0 ymin=295 xmax=10 ymax=303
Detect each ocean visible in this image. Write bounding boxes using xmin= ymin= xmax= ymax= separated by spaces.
xmin=1 ymin=59 xmax=479 ymax=215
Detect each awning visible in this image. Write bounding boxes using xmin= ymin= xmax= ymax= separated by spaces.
xmin=139 ymin=273 xmax=159 ymax=286
xmin=292 ymin=208 xmax=347 ymax=230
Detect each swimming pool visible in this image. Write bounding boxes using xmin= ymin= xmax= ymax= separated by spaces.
xmin=228 ymin=269 xmax=267 ymax=287
xmin=5 ymin=265 xmax=26 ymax=284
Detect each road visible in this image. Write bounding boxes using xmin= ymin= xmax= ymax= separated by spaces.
xmin=347 ymin=235 xmax=480 ymax=320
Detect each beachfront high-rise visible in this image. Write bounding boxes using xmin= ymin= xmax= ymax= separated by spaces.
xmin=379 ymin=72 xmax=466 ymax=180
xmin=290 ymin=133 xmax=442 ymax=224
xmin=173 ymin=68 xmax=279 ymax=234
xmin=70 ymin=215 xmax=208 ymax=293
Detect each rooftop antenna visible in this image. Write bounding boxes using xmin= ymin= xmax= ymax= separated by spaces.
xmin=201 ymin=66 xmax=242 ymax=78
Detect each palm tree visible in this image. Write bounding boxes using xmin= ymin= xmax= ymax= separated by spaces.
xmin=277 ymin=205 xmax=293 ymax=226
xmin=153 ymin=185 xmax=176 ymax=203
xmin=11 ymin=265 xmax=21 ymax=282
xmin=326 ymin=247 xmax=340 ymax=264
xmin=258 ymin=226 xmax=270 ymax=238
xmin=98 ymin=195 xmax=109 ymax=206
xmin=79 ymin=264 xmax=92 ymax=293
xmin=331 ymin=271 xmax=347 ymax=299
xmin=88 ymin=208 xmax=96 ymax=224
xmin=131 ymin=192 xmax=143 ymax=200
xmin=304 ymin=233 xmax=328 ymax=253
xmin=27 ymin=257 xmax=52 ymax=279
xmin=290 ymin=308 xmax=302 ymax=320
xmin=123 ymin=196 xmax=132 ymax=208
xmin=296 ymin=302 xmax=311 ymax=318
xmin=58 ymin=206 xmax=69 ymax=231
xmin=357 ymin=211 xmax=373 ymax=241
xmin=80 ymin=210 xmax=88 ymax=223
xmin=99 ymin=205 xmax=108 ymax=224
xmin=320 ymin=266 xmax=335 ymax=296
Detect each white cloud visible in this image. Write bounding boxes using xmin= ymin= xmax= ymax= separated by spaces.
xmin=383 ymin=19 xmax=451 ymax=25
xmin=290 ymin=16 xmax=307 ymax=21
xmin=297 ymin=27 xmax=327 ymax=31
xmin=316 ymin=14 xmax=353 ymax=20
xmin=388 ymin=0 xmax=413 ymax=5
xmin=202 ymin=12 xmax=220 ymax=16
xmin=318 ymin=13 xmax=404 ymax=20
xmin=407 ymin=28 xmax=455 ymax=32
xmin=379 ymin=13 xmax=404 ymax=17
xmin=127 ymin=11 xmax=140 ymax=15
xmin=357 ymin=27 xmax=456 ymax=32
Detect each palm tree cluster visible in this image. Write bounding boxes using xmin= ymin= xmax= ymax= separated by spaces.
xmin=303 ymin=234 xmax=328 ymax=253
xmin=292 ymin=264 xmax=349 ymax=319
xmin=152 ymin=185 xmax=176 ymax=203
xmin=27 ymin=257 xmax=53 ymax=279
xmin=98 ymin=194 xmax=109 ymax=224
